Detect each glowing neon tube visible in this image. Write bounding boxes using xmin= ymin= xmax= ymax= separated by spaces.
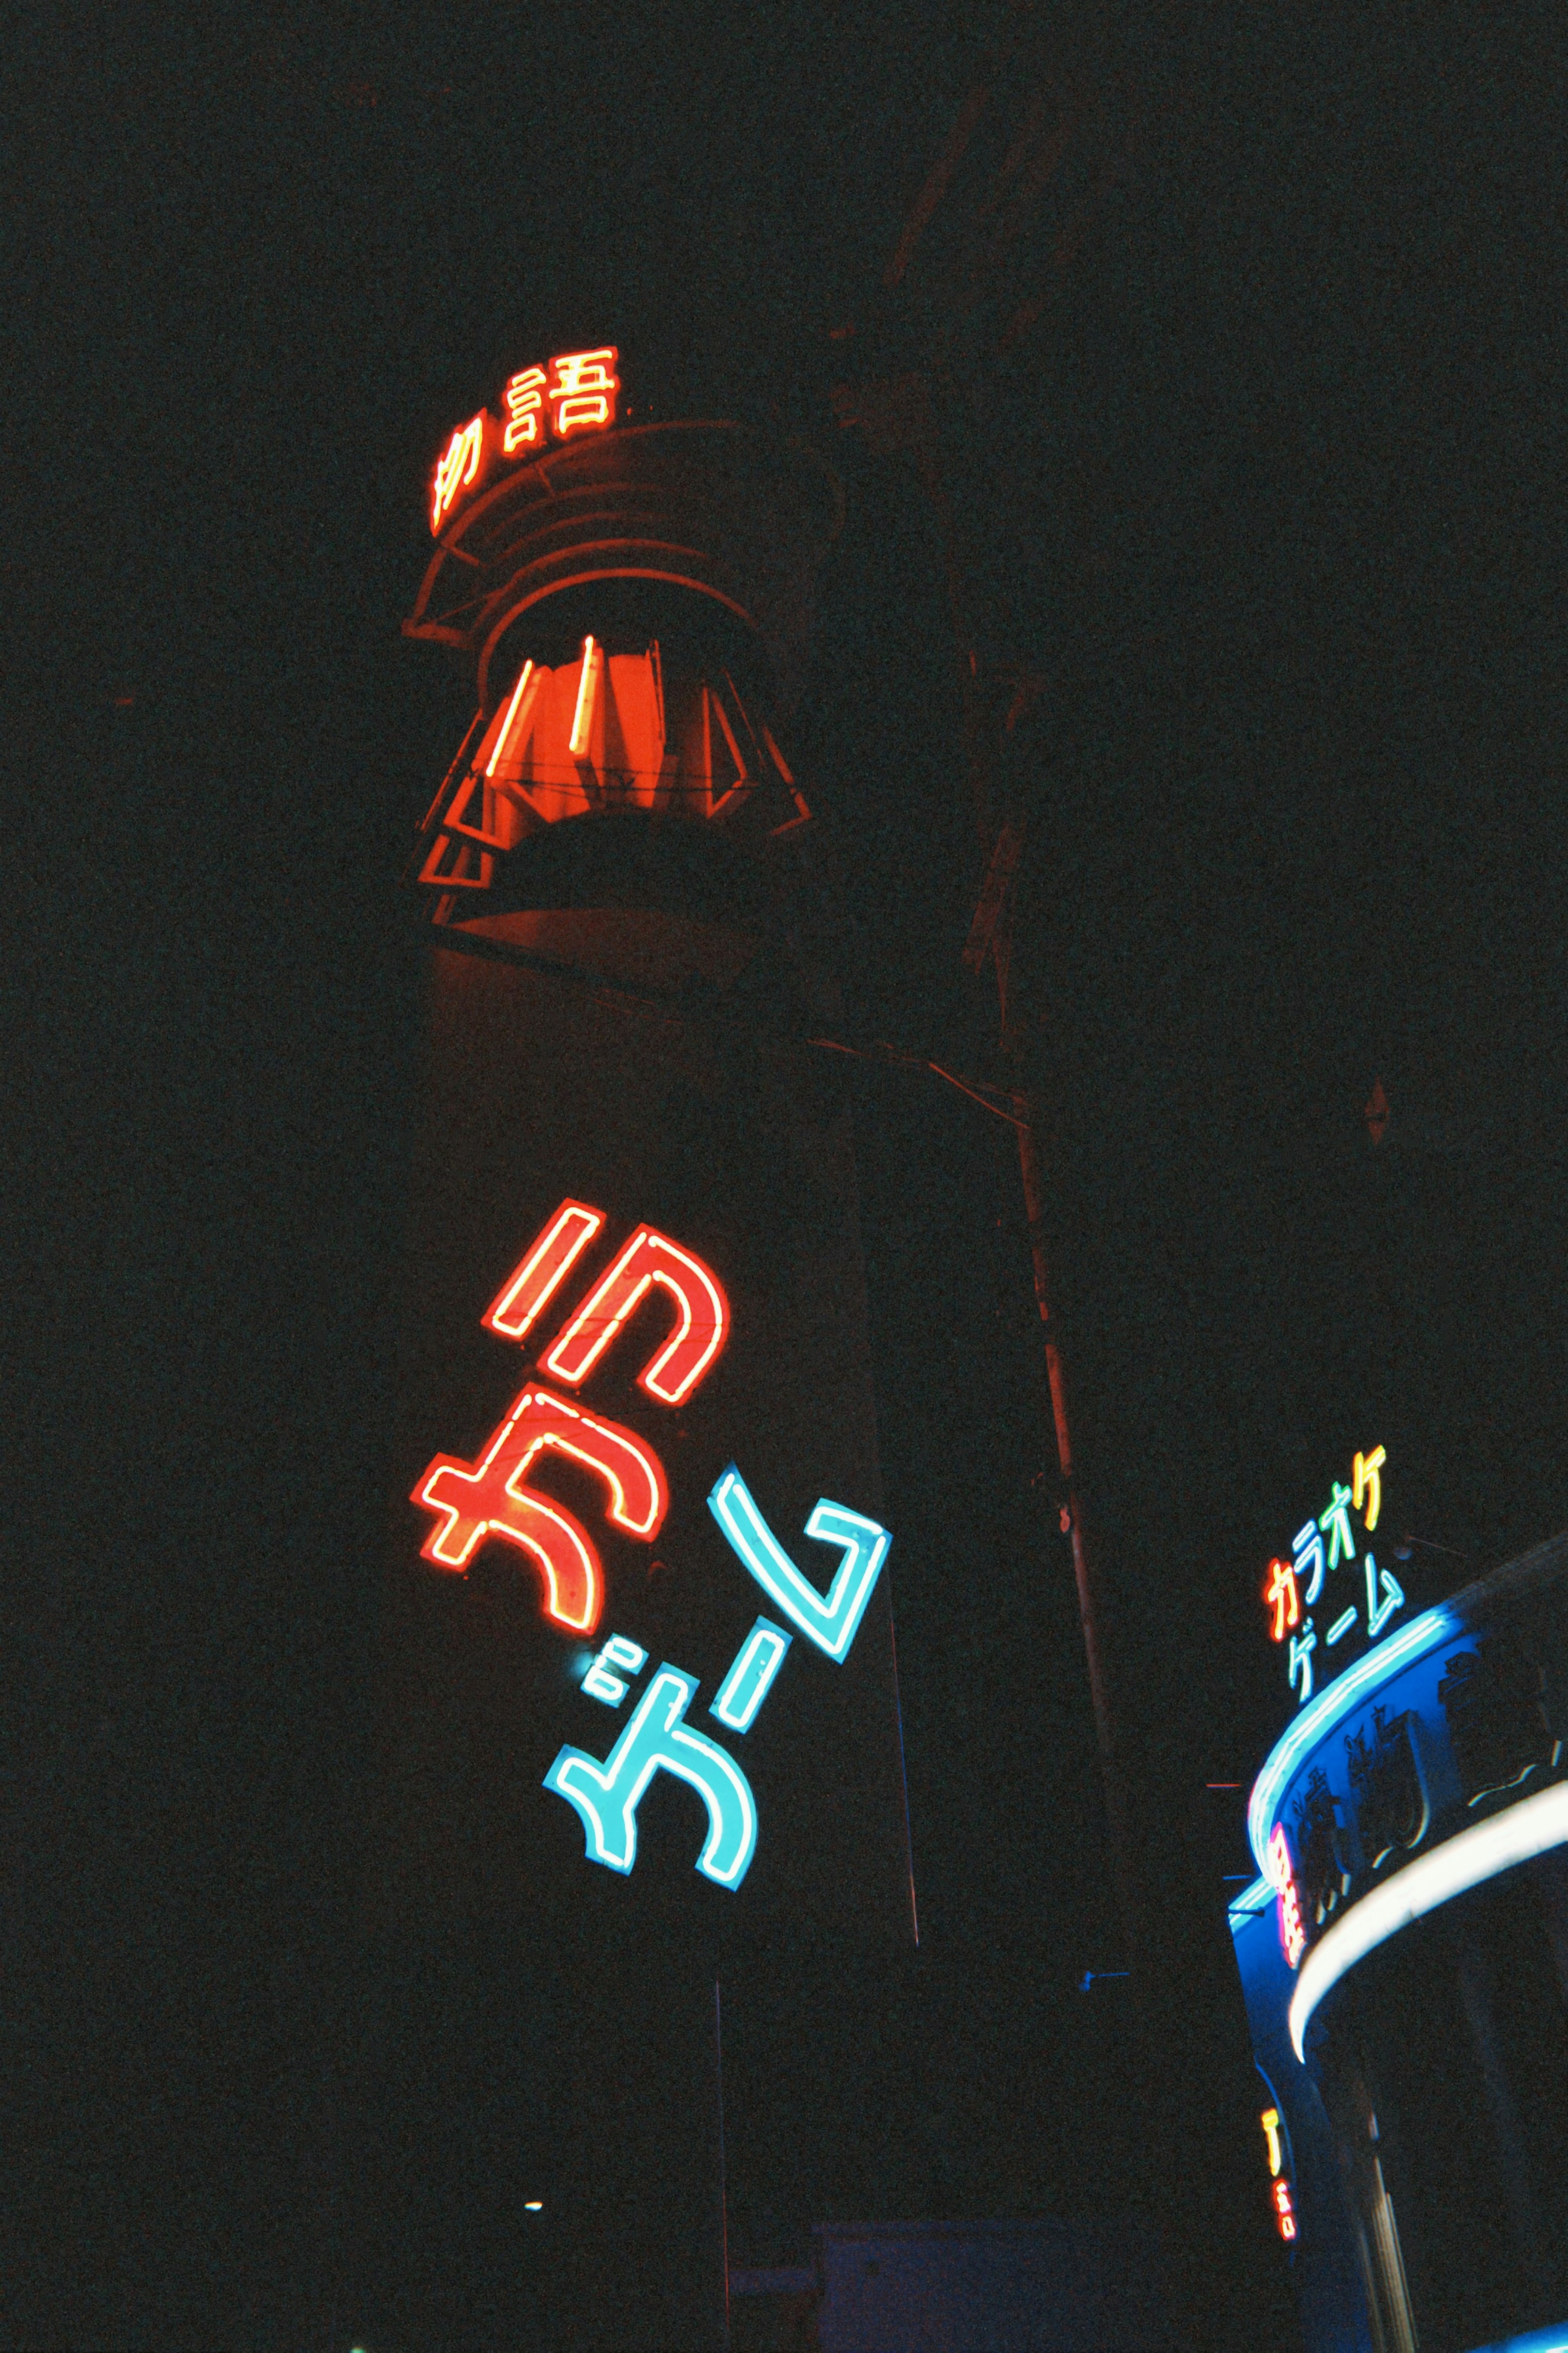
xmin=486 ymin=659 xmax=537 ymax=777
xmin=1248 ymin=1602 xmax=1461 ymax=1880
xmin=568 ymin=636 xmax=598 ymax=757
xmin=1288 ymin=1780 xmax=1568 ymax=2059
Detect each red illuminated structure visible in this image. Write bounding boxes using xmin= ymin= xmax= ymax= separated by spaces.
xmin=369 ymin=365 xmax=906 ymax=2351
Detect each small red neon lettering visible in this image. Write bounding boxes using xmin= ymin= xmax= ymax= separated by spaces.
xmin=541 ymin=1224 xmax=730 ymax=1406
xmin=412 ymin=1386 xmax=668 ymax=1633
xmin=548 ymin=346 xmax=620 ymax=439
xmin=503 ymin=364 xmax=548 ymax=455
xmin=483 ymin=1200 xmax=607 ymax=1343
xmin=432 ymin=411 xmax=487 ymax=533
xmin=1270 ymin=1825 xmax=1307 ymax=1968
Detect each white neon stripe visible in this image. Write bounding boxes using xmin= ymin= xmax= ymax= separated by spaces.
xmin=568 ymin=636 xmax=597 ymax=756
xmin=486 ymin=659 xmax=537 ymax=776
xmin=1249 ymin=1603 xmax=1461 ymax=1878
xmin=1289 ymin=1781 xmax=1568 ymax=2059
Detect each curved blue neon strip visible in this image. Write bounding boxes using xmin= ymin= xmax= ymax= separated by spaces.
xmin=1247 ymin=1600 xmax=1462 ymax=1879
xmin=1462 ymin=2327 xmax=1568 ymax=2353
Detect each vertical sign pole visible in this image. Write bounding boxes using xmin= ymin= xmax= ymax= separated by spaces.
xmin=1015 ymin=1103 xmax=1144 ymax=1979
xmin=714 ymin=1977 xmax=731 ymax=2353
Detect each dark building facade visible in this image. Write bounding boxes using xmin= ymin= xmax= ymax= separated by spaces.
xmin=357 ymin=366 xmax=916 ymax=2347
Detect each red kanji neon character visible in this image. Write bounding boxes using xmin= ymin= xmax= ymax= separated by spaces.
xmin=1264 ymin=1555 xmax=1300 ymax=1644
xmin=412 ymin=1386 xmax=668 ymax=1634
xmin=432 ymin=411 xmax=486 ymax=533
xmin=548 ymin=347 xmax=620 ymax=439
xmin=502 ymin=365 xmax=547 ymax=455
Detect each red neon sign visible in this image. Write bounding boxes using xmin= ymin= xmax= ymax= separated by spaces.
xmin=1269 ymin=1824 xmax=1307 ymax=1969
xmin=412 ymin=1386 xmax=669 ymax=1634
xmin=483 ymin=1200 xmax=607 ymax=1344
xmin=1272 ymin=2178 xmax=1297 ymax=2241
xmin=430 ymin=346 xmax=621 ymax=534
xmin=432 ymin=410 xmax=489 ymax=533
xmin=502 ymin=364 xmax=548 ymax=456
xmin=542 ymin=1223 xmax=731 ymax=1406
xmin=548 ymin=347 xmax=620 ymax=439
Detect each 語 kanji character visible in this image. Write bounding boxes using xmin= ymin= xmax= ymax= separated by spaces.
xmin=502 ymin=365 xmax=547 ymax=456
xmin=1289 ymin=1621 xmax=1317 ymax=1705
xmin=1354 ymin=1445 xmax=1387 ymax=1533
xmin=548 ymin=346 xmax=620 ymax=439
xmin=1265 ymin=1555 xmax=1300 ymax=1644
xmin=1319 ymin=1482 xmax=1357 ymax=1570
xmin=1293 ymin=1519 xmax=1326 ymax=1606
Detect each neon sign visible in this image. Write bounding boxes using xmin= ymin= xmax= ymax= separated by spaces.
xmin=543 ymin=1222 xmax=730 ymax=1405
xmin=430 ymin=346 xmax=621 ymax=535
xmin=1259 ymin=2108 xmax=1298 ymax=2241
xmin=1268 ymin=1824 xmax=1307 ymax=1968
xmin=411 ymin=1198 xmax=892 ymax=1892
xmin=1261 ymin=1443 xmax=1403 ymax=1707
xmin=708 ymin=1470 xmax=891 ymax=1663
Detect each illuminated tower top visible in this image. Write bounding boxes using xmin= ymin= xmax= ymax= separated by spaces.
xmin=404 ymin=347 xmax=842 ymax=950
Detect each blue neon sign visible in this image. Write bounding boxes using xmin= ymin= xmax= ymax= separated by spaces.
xmin=707 ymin=1468 xmax=891 ymax=1662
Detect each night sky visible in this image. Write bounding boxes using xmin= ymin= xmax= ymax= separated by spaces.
xmin=11 ymin=6 xmax=1566 ymax=2347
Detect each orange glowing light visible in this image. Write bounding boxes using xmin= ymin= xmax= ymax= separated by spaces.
xmin=542 ymin=1225 xmax=730 ymax=1407
xmin=548 ymin=346 xmax=620 ymax=439
xmin=486 ymin=660 xmax=541 ymax=780
xmin=1264 ymin=1556 xmax=1300 ymax=1644
xmin=432 ymin=410 xmax=487 ymax=534
xmin=1272 ymin=2178 xmax=1297 ymax=2240
xmin=483 ymin=1199 xmax=607 ymax=1343
xmin=503 ymin=364 xmax=548 ymax=455
xmin=568 ymin=637 xmax=599 ymax=758
xmin=412 ymin=1386 xmax=669 ymax=1634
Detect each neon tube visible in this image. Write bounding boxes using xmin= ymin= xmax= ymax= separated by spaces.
xmin=1288 ymin=1780 xmax=1568 ymax=2059
xmin=485 ymin=659 xmax=537 ymax=777
xmin=707 ymin=1468 xmax=889 ymax=1664
xmin=1248 ymin=1602 xmax=1461 ymax=1878
xmin=568 ymin=636 xmax=597 ymax=757
xmin=483 ymin=1200 xmax=606 ymax=1343
xmin=710 ymin=1619 xmax=793 ymax=1733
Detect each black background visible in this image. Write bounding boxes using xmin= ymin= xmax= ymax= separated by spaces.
xmin=9 ymin=5 xmax=1567 ymax=2346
